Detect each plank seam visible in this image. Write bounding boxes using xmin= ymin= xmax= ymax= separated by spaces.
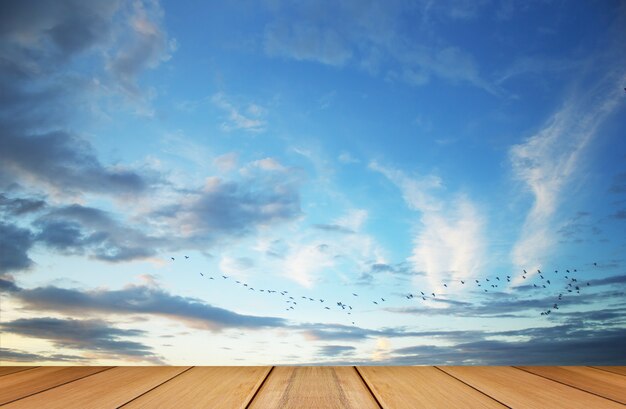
xmin=0 ymin=367 xmax=39 ymax=378
xmin=116 ymin=366 xmax=194 ymax=409
xmin=588 ymin=366 xmax=626 ymax=377
xmin=353 ymin=367 xmax=383 ymax=409
xmin=245 ymin=366 xmax=274 ymax=409
xmin=434 ymin=367 xmax=512 ymax=409
xmin=513 ymin=366 xmax=625 ymax=405
xmin=0 ymin=366 xmax=114 ymax=406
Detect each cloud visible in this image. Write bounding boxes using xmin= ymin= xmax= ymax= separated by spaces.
xmin=11 ymin=282 xmax=287 ymax=332
xmin=212 ymin=93 xmax=266 ymax=133
xmin=0 ymin=0 xmax=169 ymax=198
xmin=509 ymin=70 xmax=626 ymax=269
xmin=107 ymin=0 xmax=175 ymax=96
xmin=387 ymin=327 xmax=626 ymax=365
xmin=338 ymin=152 xmax=359 ymax=164
xmin=156 ymin=174 xmax=301 ymax=241
xmin=0 ymin=193 xmax=46 ymax=215
xmin=317 ymin=345 xmax=356 ymax=357
xmin=0 ymin=222 xmax=35 ymax=275
xmin=264 ymin=22 xmax=352 ymax=66
xmin=0 ymin=317 xmax=163 ymax=364
xmin=0 ymin=347 xmax=88 ymax=363
xmin=213 ymin=152 xmax=239 ymax=172
xmin=261 ymin=1 xmax=497 ymax=92
xmin=370 ymin=161 xmax=485 ymax=289
xmin=283 ymin=243 xmax=335 ymax=287
xmin=33 ymin=204 xmax=158 ymax=262
xmin=609 ymin=172 xmax=626 ymax=194
xmin=0 ymin=0 xmax=120 ymax=62
xmin=0 ymin=129 xmax=149 ymax=197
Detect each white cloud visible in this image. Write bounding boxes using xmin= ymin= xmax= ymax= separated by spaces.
xmin=283 ymin=243 xmax=335 ymax=287
xmin=410 ymin=197 xmax=484 ymax=289
xmin=368 ymin=161 xmax=442 ymax=213
xmin=211 ymin=93 xmax=266 ymax=133
xmin=370 ymin=162 xmax=485 ymax=290
xmin=213 ymin=152 xmax=238 ymax=173
xmin=338 ymin=152 xmax=359 ymax=164
xmin=509 ymin=71 xmax=625 ymax=270
xmin=334 ymin=209 xmax=368 ymax=232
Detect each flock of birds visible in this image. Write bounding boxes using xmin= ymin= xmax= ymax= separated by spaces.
xmin=170 ymin=256 xmax=596 ymax=324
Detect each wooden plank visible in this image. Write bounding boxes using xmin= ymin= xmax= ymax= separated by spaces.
xmin=122 ymin=366 xmax=271 ymax=409
xmin=357 ymin=366 xmax=506 ymax=409
xmin=248 ymin=366 xmax=380 ymax=409
xmin=517 ymin=366 xmax=626 ymax=404
xmin=0 ymin=367 xmax=36 ymax=377
xmin=3 ymin=366 xmax=189 ymax=409
xmin=0 ymin=366 xmax=112 ymax=405
xmin=591 ymin=366 xmax=626 ymax=377
xmin=440 ymin=366 xmax=624 ymax=409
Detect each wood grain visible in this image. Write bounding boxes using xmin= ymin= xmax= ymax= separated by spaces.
xmin=591 ymin=366 xmax=626 ymax=377
xmin=440 ymin=366 xmax=624 ymax=409
xmin=517 ymin=366 xmax=626 ymax=404
xmin=248 ymin=366 xmax=380 ymax=409
xmin=0 ymin=367 xmax=36 ymax=377
xmin=122 ymin=366 xmax=271 ymax=409
xmin=357 ymin=366 xmax=506 ymax=409
xmin=0 ymin=366 xmax=111 ymax=405
xmin=2 ymin=366 xmax=189 ymax=409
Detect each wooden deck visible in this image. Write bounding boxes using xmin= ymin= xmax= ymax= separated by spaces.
xmin=0 ymin=366 xmax=624 ymax=408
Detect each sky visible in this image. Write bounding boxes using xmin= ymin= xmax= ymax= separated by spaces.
xmin=0 ymin=0 xmax=625 ymax=366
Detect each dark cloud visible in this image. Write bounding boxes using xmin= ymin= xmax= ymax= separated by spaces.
xmin=609 ymin=172 xmax=626 ymax=194
xmin=318 ymin=345 xmax=356 ymax=357
xmin=357 ymin=261 xmax=424 ymax=286
xmin=611 ymin=209 xmax=626 ymax=219
xmin=0 ymin=277 xmax=20 ymax=293
xmin=0 ymin=222 xmax=35 ymax=275
xmin=0 ymin=347 xmax=88 ymax=363
xmin=155 ymin=177 xmax=301 ymax=239
xmin=0 ymin=317 xmax=163 ymax=364
xmin=587 ymin=274 xmax=626 ymax=286
xmin=312 ymin=224 xmax=355 ymax=234
xmin=0 ymin=129 xmax=148 ymax=196
xmin=34 ymin=204 xmax=157 ymax=262
xmin=0 ymin=193 xmax=46 ymax=215
xmin=12 ymin=282 xmax=286 ymax=332
xmin=0 ymin=0 xmax=120 ymax=60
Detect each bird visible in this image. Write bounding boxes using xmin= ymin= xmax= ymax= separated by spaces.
xmin=431 ymin=293 xmax=436 ymax=297
xmin=353 ymin=293 xmax=358 ymax=297
xmin=222 ymin=275 xmax=228 ymax=279
xmin=200 ymin=273 xmax=204 ymax=276
xmin=373 ymin=301 xmax=378 ymax=305
xmin=461 ymin=281 xmax=465 ymax=284
xmin=443 ymin=283 xmax=448 ymax=287
xmin=185 ymin=255 xmax=189 ymax=259
xmin=171 ymin=257 xmax=175 ymax=261
xmin=324 ymin=306 xmax=330 ymax=310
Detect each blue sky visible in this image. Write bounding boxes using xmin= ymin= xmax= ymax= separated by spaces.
xmin=1 ymin=0 xmax=625 ymax=365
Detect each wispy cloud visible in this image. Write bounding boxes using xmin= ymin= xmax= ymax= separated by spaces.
xmin=212 ymin=93 xmax=267 ymax=133
xmin=369 ymin=161 xmax=485 ymax=290
xmin=260 ymin=1 xmax=501 ymax=93
xmin=509 ymin=69 xmax=626 ymax=270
